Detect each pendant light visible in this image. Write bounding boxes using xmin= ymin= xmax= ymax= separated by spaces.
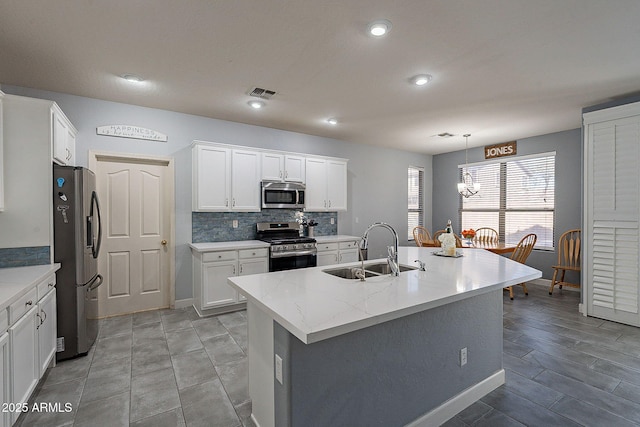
xmin=457 ymin=134 xmax=480 ymax=198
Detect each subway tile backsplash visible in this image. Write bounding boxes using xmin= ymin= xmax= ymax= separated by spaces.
xmin=192 ymin=210 xmax=337 ymax=243
xmin=0 ymin=246 xmax=50 ymax=268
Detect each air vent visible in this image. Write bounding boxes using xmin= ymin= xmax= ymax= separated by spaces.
xmin=249 ymin=87 xmax=276 ymax=99
xmin=437 ymin=132 xmax=455 ymax=138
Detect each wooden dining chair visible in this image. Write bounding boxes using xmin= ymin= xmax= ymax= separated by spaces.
xmin=474 ymin=227 xmax=499 ymax=244
xmin=506 ymin=233 xmax=537 ymax=299
xmin=412 ymin=226 xmax=432 ymax=247
xmin=549 ymin=229 xmax=581 ymax=295
xmin=432 ymin=230 xmax=463 ymax=247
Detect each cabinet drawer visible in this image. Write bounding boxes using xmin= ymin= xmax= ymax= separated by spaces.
xmin=239 ymin=248 xmax=268 ymax=259
xmin=203 ymin=251 xmax=238 ymax=263
xmin=8 ymin=288 xmax=38 ymax=325
xmin=339 ymin=240 xmax=360 ymax=249
xmin=37 ymin=275 xmax=56 ymax=301
xmin=0 ymin=308 xmax=7 ymax=333
xmin=317 ymin=243 xmax=339 ymax=251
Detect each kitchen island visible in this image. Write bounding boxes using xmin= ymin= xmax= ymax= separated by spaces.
xmin=228 ymin=246 xmax=541 ymax=427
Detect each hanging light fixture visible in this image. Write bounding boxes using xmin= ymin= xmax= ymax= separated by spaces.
xmin=457 ymin=134 xmax=480 ymax=198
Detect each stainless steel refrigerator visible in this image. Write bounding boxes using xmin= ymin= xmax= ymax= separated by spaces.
xmin=53 ymin=164 xmax=103 ymax=361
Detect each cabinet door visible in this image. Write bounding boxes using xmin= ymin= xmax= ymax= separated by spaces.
xmin=284 ymin=155 xmax=305 ymax=183
xmin=238 ymin=258 xmax=268 ymax=301
xmin=52 ymin=110 xmax=69 ymax=165
xmin=338 ymin=249 xmax=359 ymax=264
xmin=38 ymin=289 xmax=57 ymax=375
xmin=202 ymin=261 xmax=238 ymax=308
xmin=305 ymin=157 xmax=328 ymax=210
xmin=193 ymin=145 xmax=231 ymax=211
xmin=231 ymin=149 xmax=261 ymax=211
xmin=327 ymin=160 xmax=347 ymax=211
xmin=0 ymin=332 xmax=9 ymax=427
xmin=9 ymin=306 xmax=39 ymax=423
xmin=317 ymin=251 xmax=338 ymax=266
xmin=261 ymin=152 xmax=284 ymax=181
xmin=65 ymin=129 xmax=76 ymax=166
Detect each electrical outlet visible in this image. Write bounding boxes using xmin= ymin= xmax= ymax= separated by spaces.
xmin=460 ymin=347 xmax=467 ymax=366
xmin=275 ymin=354 xmax=283 ymax=384
xmin=232 ymin=220 xmax=238 ymax=228
xmin=330 ymin=217 xmax=335 ymax=225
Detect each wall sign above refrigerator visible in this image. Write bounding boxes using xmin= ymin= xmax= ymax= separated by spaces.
xmin=96 ymin=125 xmax=168 ymax=142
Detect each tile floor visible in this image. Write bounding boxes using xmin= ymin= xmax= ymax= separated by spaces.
xmin=15 ymin=284 xmax=640 ymax=426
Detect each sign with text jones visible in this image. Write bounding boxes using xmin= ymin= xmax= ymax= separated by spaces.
xmin=484 ymin=141 xmax=516 ymax=159
xmin=96 ymin=125 xmax=168 ymax=142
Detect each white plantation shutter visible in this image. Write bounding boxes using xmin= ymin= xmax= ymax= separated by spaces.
xmin=408 ymin=167 xmax=424 ymax=240
xmin=585 ymin=107 xmax=640 ymax=326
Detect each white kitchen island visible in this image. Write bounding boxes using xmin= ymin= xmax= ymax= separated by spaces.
xmin=228 ymin=246 xmax=541 ymax=427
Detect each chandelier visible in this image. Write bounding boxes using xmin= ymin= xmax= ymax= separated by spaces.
xmin=457 ymin=134 xmax=480 ymax=198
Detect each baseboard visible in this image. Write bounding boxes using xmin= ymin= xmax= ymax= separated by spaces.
xmin=529 ymin=278 xmax=580 ymax=293
xmin=174 ymin=298 xmax=194 ymax=309
xmin=406 ymin=370 xmax=505 ymax=427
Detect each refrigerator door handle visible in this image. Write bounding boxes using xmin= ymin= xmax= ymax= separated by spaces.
xmin=90 ymin=191 xmax=103 ymax=259
xmin=83 ymin=274 xmax=103 ymax=292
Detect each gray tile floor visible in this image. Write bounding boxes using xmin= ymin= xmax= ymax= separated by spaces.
xmin=16 ymin=284 xmax=640 ymax=426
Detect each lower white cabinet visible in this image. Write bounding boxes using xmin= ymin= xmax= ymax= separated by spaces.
xmin=316 ymin=239 xmax=360 ymax=266
xmin=9 ymin=305 xmax=39 ymax=424
xmin=194 ymin=247 xmax=268 ymax=314
xmin=0 ymin=332 xmax=9 ymax=427
xmin=37 ymin=289 xmax=57 ymax=375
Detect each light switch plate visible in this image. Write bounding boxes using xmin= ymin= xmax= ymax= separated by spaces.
xmin=232 ymin=220 xmax=238 ymax=228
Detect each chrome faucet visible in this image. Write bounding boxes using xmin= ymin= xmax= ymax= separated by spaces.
xmin=360 ymin=222 xmax=399 ymax=276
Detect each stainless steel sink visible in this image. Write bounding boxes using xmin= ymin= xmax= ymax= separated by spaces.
xmin=322 ymin=262 xmax=417 ymax=280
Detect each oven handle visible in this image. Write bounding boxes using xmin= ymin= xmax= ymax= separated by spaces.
xmin=271 ymin=249 xmax=317 ymax=258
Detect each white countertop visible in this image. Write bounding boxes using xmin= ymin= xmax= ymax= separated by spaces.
xmin=189 ymin=240 xmax=270 ymax=252
xmin=0 ymin=264 xmax=60 ymax=312
xmin=314 ymin=235 xmax=360 ymax=243
xmin=228 ymin=247 xmax=541 ymax=344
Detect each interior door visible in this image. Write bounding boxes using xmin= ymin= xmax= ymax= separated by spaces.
xmin=94 ymin=156 xmax=172 ymax=317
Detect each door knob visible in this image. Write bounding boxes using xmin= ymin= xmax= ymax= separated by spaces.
xmin=161 ymin=240 xmax=167 ymax=246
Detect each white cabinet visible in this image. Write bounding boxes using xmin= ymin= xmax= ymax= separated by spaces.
xmin=51 ymin=105 xmax=77 ymax=166
xmin=0 ymin=331 xmax=9 ymax=427
xmin=192 ymin=143 xmax=261 ymax=212
xmin=261 ymin=152 xmax=305 ymax=183
xmin=584 ymin=102 xmax=640 ymax=326
xmin=9 ymin=306 xmax=39 ymax=424
xmin=305 ymin=157 xmax=348 ymax=211
xmin=193 ymin=247 xmax=268 ymax=314
xmin=37 ymin=288 xmax=56 ymax=375
xmin=316 ymin=239 xmax=360 ymax=266
xmin=0 ymin=91 xmax=4 ymax=212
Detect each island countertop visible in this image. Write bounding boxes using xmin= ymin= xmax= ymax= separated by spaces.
xmin=228 ymin=246 xmax=541 ymax=344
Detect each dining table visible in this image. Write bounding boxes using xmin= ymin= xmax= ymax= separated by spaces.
xmin=420 ymin=239 xmax=517 ymax=255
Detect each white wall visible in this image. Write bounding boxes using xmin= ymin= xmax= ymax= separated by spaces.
xmin=1 ymin=85 xmax=433 ymax=300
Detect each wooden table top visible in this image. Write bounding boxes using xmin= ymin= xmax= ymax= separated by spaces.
xmin=420 ymin=240 xmax=516 ymax=255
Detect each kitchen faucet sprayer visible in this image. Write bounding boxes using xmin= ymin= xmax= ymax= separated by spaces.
xmin=360 ymin=222 xmax=399 ymax=276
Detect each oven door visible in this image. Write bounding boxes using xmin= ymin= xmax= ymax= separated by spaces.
xmin=270 ymin=253 xmax=317 ymax=272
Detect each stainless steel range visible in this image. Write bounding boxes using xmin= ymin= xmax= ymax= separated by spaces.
xmin=256 ymin=222 xmax=317 ymax=272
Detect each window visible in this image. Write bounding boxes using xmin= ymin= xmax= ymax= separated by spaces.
xmin=408 ymin=166 xmax=424 ymax=240
xmin=460 ymin=153 xmax=555 ymax=250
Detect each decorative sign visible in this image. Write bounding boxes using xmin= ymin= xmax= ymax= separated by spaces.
xmin=96 ymin=125 xmax=168 ymax=142
xmin=485 ymin=141 xmax=516 ymax=159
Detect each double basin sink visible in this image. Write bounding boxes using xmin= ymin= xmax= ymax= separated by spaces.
xmin=323 ymin=261 xmax=417 ymax=280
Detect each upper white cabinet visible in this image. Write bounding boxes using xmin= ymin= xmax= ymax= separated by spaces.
xmin=584 ymin=101 xmax=640 ymax=327
xmin=192 ymin=142 xmax=261 ymax=212
xmin=51 ymin=104 xmax=77 ymax=166
xmin=305 ymin=157 xmax=348 ymax=211
xmin=261 ymin=152 xmax=305 ymax=183
xmin=0 ymin=90 xmax=4 ymax=212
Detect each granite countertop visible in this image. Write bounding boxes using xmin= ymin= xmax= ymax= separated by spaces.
xmin=228 ymin=246 xmax=541 ymax=344
xmin=0 ymin=264 xmax=60 ymax=312
xmin=188 ymin=240 xmax=270 ymax=252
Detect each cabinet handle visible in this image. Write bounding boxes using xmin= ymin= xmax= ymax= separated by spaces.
xmin=324 ymin=200 xmax=327 ymax=208
xmin=48 ymin=282 xmax=54 ymax=287
xmin=225 ymin=198 xmax=229 ymax=207
xmin=240 ymin=265 xmax=243 ymax=274
xmin=233 ymin=266 xmax=236 ymax=275
xmin=36 ymin=313 xmax=41 ymax=329
xmin=25 ymin=300 xmax=33 ymax=306
xmin=279 ymin=171 xmax=283 ymax=178
xmin=285 ymin=170 xmax=288 ymax=179
xmin=328 ymin=200 xmax=331 ymax=208
xmin=41 ymin=309 xmax=47 ymax=323
xmin=232 ymin=198 xmax=236 ymax=207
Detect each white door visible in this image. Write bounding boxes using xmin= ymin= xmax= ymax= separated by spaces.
xmin=37 ymin=289 xmax=56 ymax=374
xmin=305 ymin=157 xmax=327 ymax=210
xmin=94 ymin=155 xmax=173 ymax=317
xmin=231 ymin=149 xmax=261 ymax=211
xmin=284 ymin=155 xmax=305 ymax=182
xmin=327 ymin=160 xmax=347 ymax=211
xmin=9 ymin=307 xmax=39 ymax=424
xmin=203 ymin=262 xmax=238 ymax=308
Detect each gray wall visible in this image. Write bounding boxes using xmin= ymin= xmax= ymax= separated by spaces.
xmin=274 ymin=290 xmax=503 ymax=426
xmin=432 ymin=129 xmax=582 ymax=280
xmin=2 ymin=85 xmax=433 ymax=300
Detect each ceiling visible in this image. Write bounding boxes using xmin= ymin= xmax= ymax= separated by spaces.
xmin=1 ymin=1 xmax=640 ymax=154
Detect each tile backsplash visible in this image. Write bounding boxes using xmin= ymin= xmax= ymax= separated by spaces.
xmin=0 ymin=246 xmax=50 ymax=268
xmin=192 ymin=210 xmax=337 ymax=243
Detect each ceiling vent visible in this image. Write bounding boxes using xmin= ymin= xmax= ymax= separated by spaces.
xmin=249 ymin=87 xmax=276 ymax=99
xmin=437 ymin=132 xmax=455 ymax=138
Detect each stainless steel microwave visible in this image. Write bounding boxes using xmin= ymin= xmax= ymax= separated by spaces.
xmin=261 ymin=181 xmax=305 ymax=209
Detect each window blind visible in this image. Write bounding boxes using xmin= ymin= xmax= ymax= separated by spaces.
xmin=460 ymin=154 xmax=555 ymax=250
xmin=408 ymin=167 xmax=424 ymax=240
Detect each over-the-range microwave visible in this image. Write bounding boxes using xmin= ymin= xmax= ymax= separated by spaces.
xmin=261 ymin=181 xmax=305 ymax=209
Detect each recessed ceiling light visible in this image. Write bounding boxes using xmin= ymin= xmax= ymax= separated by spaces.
xmin=121 ymin=74 xmax=144 ymax=83
xmin=248 ymin=100 xmax=265 ymax=109
xmin=326 ymin=118 xmax=338 ymax=125
xmin=368 ymin=19 xmax=392 ymax=37
xmin=411 ymin=74 xmax=433 ymax=86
